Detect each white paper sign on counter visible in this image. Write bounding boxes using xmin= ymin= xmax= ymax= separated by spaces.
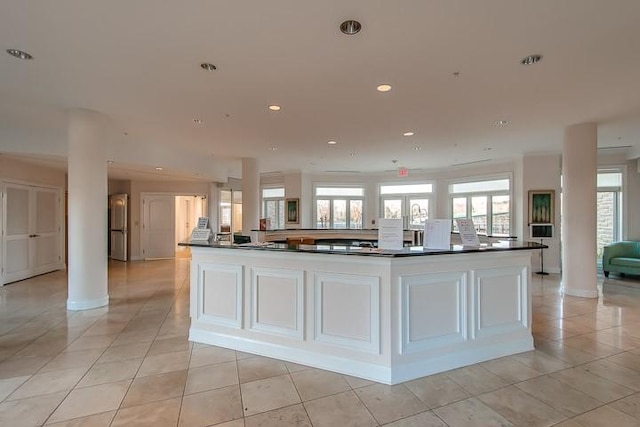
xmin=377 ymin=218 xmax=404 ymax=250
xmin=455 ymin=218 xmax=481 ymax=247
xmin=424 ymin=219 xmax=452 ymax=250
xmin=191 ymin=228 xmax=212 ymax=242
xmin=197 ymin=217 xmax=209 ymax=229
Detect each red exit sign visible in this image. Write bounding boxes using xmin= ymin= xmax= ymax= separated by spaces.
xmin=397 ymin=167 xmax=408 ymax=177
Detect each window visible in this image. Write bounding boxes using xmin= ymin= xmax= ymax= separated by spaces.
xmin=315 ymin=186 xmax=364 ymax=229
xmin=262 ymin=187 xmax=285 ymax=229
xmin=380 ymin=183 xmax=434 ymax=229
xmin=597 ymin=169 xmax=623 ymax=262
xmin=450 ymin=178 xmax=511 ymax=236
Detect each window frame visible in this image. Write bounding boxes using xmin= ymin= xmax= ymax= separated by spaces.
xmin=596 ymin=167 xmax=625 ymax=261
xmin=313 ymin=184 xmax=365 ymax=229
xmin=379 ymin=181 xmax=435 ymax=229
xmin=261 ymin=186 xmax=285 ymax=230
xmin=448 ymin=174 xmax=513 ymax=237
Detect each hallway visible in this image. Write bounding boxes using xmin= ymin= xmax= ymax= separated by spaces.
xmin=1 ymin=260 xmax=640 ymax=426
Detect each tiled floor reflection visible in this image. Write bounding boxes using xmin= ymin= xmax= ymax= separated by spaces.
xmin=1 ymin=259 xmax=640 ymax=426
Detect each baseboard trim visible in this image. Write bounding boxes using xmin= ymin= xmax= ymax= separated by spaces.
xmin=67 ymin=295 xmax=109 ymax=311
xmin=189 ymin=328 xmax=534 ymax=385
xmin=562 ymin=287 xmax=598 ymax=298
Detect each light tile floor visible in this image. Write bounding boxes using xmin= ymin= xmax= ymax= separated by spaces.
xmin=1 ymin=259 xmax=640 ymax=426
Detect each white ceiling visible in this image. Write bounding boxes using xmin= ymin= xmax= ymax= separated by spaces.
xmin=1 ymin=0 xmax=640 ymax=180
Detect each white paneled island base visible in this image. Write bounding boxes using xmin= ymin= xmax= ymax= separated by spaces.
xmin=188 ymin=244 xmax=535 ymax=384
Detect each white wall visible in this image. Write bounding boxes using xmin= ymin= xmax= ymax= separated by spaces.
xmin=0 ymin=157 xmax=66 ymax=188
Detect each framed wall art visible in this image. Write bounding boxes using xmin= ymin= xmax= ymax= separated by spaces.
xmin=528 ymin=190 xmax=554 ymax=224
xmin=286 ymin=198 xmax=299 ymax=224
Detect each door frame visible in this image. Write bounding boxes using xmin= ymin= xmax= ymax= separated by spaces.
xmin=139 ymin=192 xmax=208 ymax=260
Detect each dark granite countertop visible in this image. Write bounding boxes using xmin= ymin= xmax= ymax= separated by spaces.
xmin=179 ymin=240 xmax=546 ymax=258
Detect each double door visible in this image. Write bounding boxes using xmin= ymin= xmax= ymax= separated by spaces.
xmin=381 ymin=196 xmax=430 ymax=229
xmin=2 ymin=182 xmax=62 ymax=284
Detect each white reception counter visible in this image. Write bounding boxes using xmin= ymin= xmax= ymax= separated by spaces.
xmin=184 ymin=241 xmax=541 ymax=384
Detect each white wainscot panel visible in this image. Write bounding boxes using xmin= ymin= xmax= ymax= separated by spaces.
xmin=200 ymin=263 xmax=243 ymax=328
xmin=250 ymin=267 xmax=304 ymax=339
xmin=314 ymin=273 xmax=380 ymax=354
xmin=400 ymin=272 xmax=467 ymax=354
xmin=473 ymin=266 xmax=527 ymax=339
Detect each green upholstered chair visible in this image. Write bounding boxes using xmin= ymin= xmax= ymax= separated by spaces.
xmin=602 ymin=241 xmax=640 ymax=278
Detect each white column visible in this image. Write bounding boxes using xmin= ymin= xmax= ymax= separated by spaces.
xmin=67 ymin=109 xmax=109 ymax=310
xmin=241 ymin=158 xmax=260 ymax=242
xmin=562 ymin=123 xmax=598 ymax=298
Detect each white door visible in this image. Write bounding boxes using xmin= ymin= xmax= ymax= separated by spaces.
xmin=32 ymin=187 xmax=61 ymax=275
xmin=142 ymin=194 xmax=175 ymax=259
xmin=3 ymin=184 xmax=30 ymax=283
xmin=184 ymin=198 xmax=192 ymax=238
xmin=110 ymin=194 xmax=128 ymax=261
xmin=2 ymin=183 xmax=62 ymax=284
xmin=176 ymin=197 xmax=193 ymax=254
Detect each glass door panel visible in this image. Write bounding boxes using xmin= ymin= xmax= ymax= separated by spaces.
xmin=219 ymin=190 xmax=232 ymax=233
xmin=491 ymin=195 xmax=510 ymax=236
xmin=471 ymin=196 xmax=487 ymax=234
xmin=278 ymin=200 xmax=285 ymax=229
xmin=597 ymin=191 xmax=617 ymax=261
xmin=333 ymin=200 xmax=347 ymax=229
xmin=350 ymin=200 xmax=363 ymax=229
xmin=452 ymin=197 xmax=467 ymax=232
xmin=316 ymin=199 xmax=330 ymax=228
xmin=264 ymin=200 xmax=278 ymax=230
xmin=383 ymin=199 xmax=402 ymax=219
xmin=408 ymin=199 xmax=428 ymax=229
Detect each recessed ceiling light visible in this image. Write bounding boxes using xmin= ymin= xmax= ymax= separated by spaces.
xmin=6 ymin=49 xmax=33 ymax=60
xmin=339 ymin=20 xmax=362 ymax=35
xmin=403 ymin=131 xmax=414 ymax=137
xmin=155 ymin=167 xmax=163 ymax=171
xmin=377 ymin=84 xmax=392 ymax=92
xmin=412 ymin=146 xmax=422 ymax=151
xmin=268 ymin=105 xmax=281 ymax=111
xmin=495 ymin=119 xmax=510 ymax=126
xmin=200 ymin=63 xmax=217 ymax=71
xmin=328 ymin=140 xmax=337 ymax=145
xmin=270 ymin=147 xmax=278 ymax=151
xmin=193 ymin=118 xmax=204 ymax=124
xmin=520 ymin=54 xmax=542 ymax=65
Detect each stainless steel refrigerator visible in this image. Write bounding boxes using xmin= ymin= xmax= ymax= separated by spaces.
xmin=109 ymin=194 xmax=128 ymax=261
